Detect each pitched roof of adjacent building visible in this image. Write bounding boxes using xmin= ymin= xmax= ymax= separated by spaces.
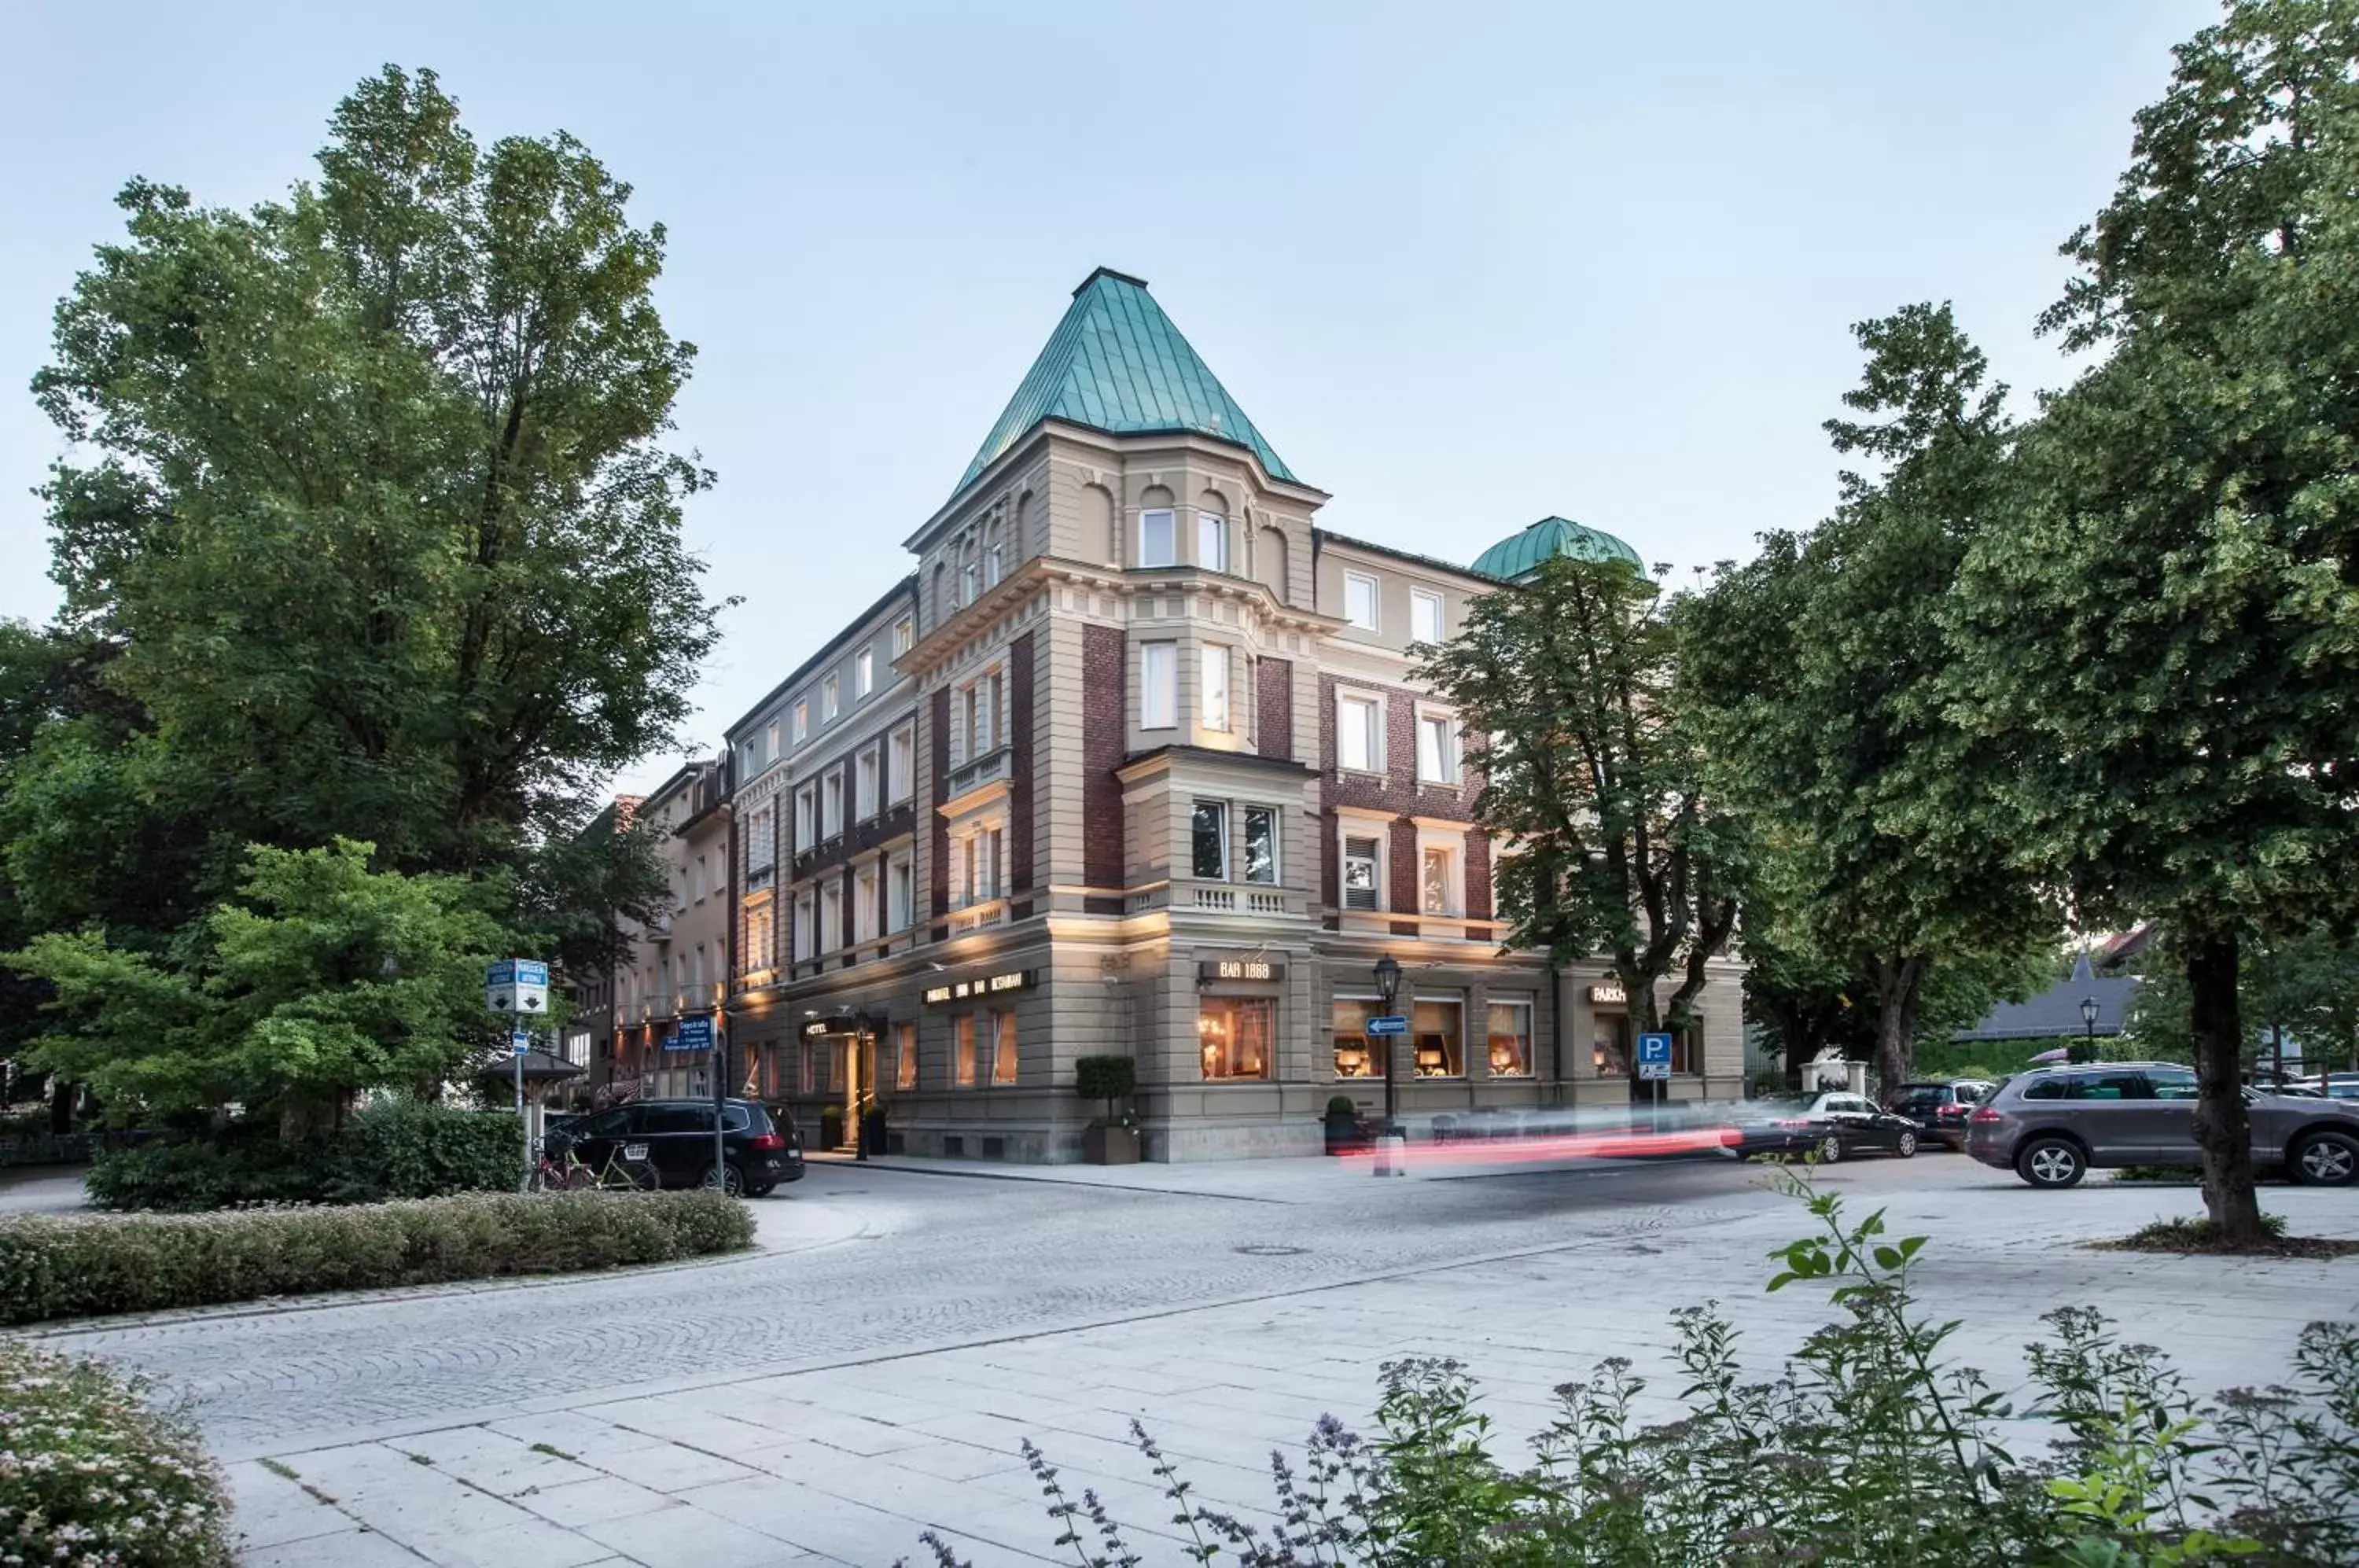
xmin=953 ymin=267 xmax=1297 ymax=500
xmin=1952 ymin=955 xmax=2140 ymax=1042
xmin=1470 ymin=515 xmax=1643 ymax=582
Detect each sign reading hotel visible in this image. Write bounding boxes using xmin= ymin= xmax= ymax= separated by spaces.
xmin=923 ymin=970 xmax=1033 ymax=1007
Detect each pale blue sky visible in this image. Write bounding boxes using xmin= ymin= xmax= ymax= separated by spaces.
xmin=2 ymin=1 xmax=2215 ymax=793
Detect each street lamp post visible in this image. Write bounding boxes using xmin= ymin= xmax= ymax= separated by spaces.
xmin=2078 ymin=995 xmax=2100 ymax=1064
xmin=1372 ymin=955 xmax=1405 ymax=1178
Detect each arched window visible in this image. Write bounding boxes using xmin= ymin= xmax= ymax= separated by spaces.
xmin=1082 ymin=484 xmax=1117 ymax=565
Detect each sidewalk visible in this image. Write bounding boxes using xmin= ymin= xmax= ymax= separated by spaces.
xmin=221 ymin=1172 xmax=2359 ymax=1568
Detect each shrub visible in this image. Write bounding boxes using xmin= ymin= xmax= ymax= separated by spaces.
xmin=0 ymin=1338 xmax=233 ymax=1565
xmin=906 ymin=1177 xmax=2359 ymax=1567
xmin=1326 ymin=1095 xmax=1360 ymax=1118
xmin=84 ymin=1102 xmax=524 ymax=1211
xmin=1076 ymin=1056 xmax=1136 ymax=1127
xmin=0 ymin=1190 xmax=753 ymax=1325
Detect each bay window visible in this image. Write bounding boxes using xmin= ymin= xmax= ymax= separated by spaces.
xmin=1202 ymin=644 xmax=1231 ymax=731
xmin=1140 ymin=508 xmax=1176 ymax=568
xmin=1198 ymin=511 xmax=1227 ymax=572
xmin=1242 ymin=806 xmax=1279 ymax=884
xmin=1191 ymin=800 xmax=1228 ymax=880
xmin=1142 ymin=642 xmax=1178 ymax=729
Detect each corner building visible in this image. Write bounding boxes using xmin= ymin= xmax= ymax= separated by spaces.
xmin=722 ymin=268 xmax=1744 ymax=1161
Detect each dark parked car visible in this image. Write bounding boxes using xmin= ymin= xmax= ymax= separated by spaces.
xmin=1730 ymin=1091 xmax=1924 ymax=1162
xmin=1965 ymin=1062 xmax=2359 ymax=1189
xmin=550 ymin=1098 xmax=801 ymax=1196
xmin=1886 ymin=1080 xmax=1997 ymax=1150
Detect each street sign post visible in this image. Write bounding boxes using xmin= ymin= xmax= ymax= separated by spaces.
xmin=668 ymin=1017 xmax=716 ymax=1052
xmin=488 ymin=959 xmax=551 ymax=1190
xmin=1365 ymin=1014 xmax=1409 ymax=1037
xmin=510 ymin=1029 xmax=532 ymax=1056
xmin=1636 ymin=1032 xmax=1674 ymax=1128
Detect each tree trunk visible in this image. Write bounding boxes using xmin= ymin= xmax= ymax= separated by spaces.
xmin=1868 ymin=955 xmax=1927 ymax=1099
xmin=49 ymin=1076 xmax=74 ymax=1136
xmin=2186 ymin=929 xmax=2265 ymax=1243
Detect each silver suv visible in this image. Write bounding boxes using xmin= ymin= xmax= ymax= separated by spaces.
xmin=1966 ymin=1062 xmax=2359 ymax=1189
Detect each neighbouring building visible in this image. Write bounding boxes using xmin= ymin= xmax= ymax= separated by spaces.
xmin=695 ymin=267 xmax=1746 ymax=1161
xmin=596 ymin=757 xmax=733 ymax=1099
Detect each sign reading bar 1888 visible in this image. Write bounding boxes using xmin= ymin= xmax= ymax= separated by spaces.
xmin=923 ymin=970 xmax=1032 ymax=1007
xmin=1198 ymin=959 xmax=1284 ymax=982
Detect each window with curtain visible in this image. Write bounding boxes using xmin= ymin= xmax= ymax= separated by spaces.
xmin=1413 ymin=999 xmax=1464 ymax=1077
xmin=1332 ymin=996 xmax=1378 ymax=1078
xmin=895 ymin=1025 xmax=918 ymax=1091
xmin=992 ymin=1011 xmax=1018 ymax=1084
xmin=1142 ymin=642 xmax=1178 ymax=728
xmin=1487 ymin=1001 xmax=1533 ymax=1077
xmin=1201 ymin=644 xmax=1230 ymax=730
xmin=1417 ymin=713 xmax=1458 ymax=783
xmin=1338 ymin=695 xmax=1379 ymax=771
xmin=954 ymin=1016 xmax=977 ymax=1086
xmin=1199 ymin=997 xmax=1274 ymax=1080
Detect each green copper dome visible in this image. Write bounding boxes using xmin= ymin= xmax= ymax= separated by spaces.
xmin=1470 ymin=516 xmax=1643 ymax=583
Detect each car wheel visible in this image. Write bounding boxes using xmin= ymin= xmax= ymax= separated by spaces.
xmin=1894 ymin=1130 xmax=1918 ymax=1159
xmin=2016 ymin=1136 xmax=2086 ymax=1189
xmin=1814 ymin=1134 xmax=1843 ymax=1165
xmin=701 ymin=1161 xmax=746 ymax=1198
xmin=2290 ymin=1131 xmax=2359 ymax=1187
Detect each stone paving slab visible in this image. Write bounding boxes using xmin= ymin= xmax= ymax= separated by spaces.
xmin=54 ymin=1157 xmax=2359 ymax=1566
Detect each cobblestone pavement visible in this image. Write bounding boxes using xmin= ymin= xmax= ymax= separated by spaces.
xmin=25 ymin=1152 xmax=2359 ymax=1566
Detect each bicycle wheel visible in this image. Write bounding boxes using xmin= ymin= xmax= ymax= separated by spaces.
xmin=561 ymin=1164 xmax=597 ymax=1192
xmin=602 ymin=1158 xmax=661 ymax=1192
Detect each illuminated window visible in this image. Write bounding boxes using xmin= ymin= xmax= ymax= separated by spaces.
xmin=1331 ymin=996 xmax=1379 ymax=1080
xmin=992 ymin=1011 xmax=1018 ymax=1085
xmin=954 ymin=1015 xmax=977 ymax=1087
xmin=1487 ymin=1001 xmax=1533 ymax=1077
xmin=895 ymin=1024 xmax=918 ymax=1091
xmin=1413 ymin=999 xmax=1463 ymax=1078
xmin=1199 ymin=997 xmax=1274 ymax=1080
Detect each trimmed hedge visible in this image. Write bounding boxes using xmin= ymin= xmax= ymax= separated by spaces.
xmin=0 ymin=1190 xmax=755 ymax=1326
xmin=85 ymin=1100 xmax=523 ymax=1211
xmin=0 ymin=1338 xmax=233 ymax=1565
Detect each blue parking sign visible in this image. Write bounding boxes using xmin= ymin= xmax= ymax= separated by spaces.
xmin=1637 ymin=1032 xmax=1674 ymax=1065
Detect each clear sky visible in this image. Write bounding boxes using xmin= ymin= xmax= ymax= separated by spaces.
xmin=2 ymin=0 xmax=2217 ymax=794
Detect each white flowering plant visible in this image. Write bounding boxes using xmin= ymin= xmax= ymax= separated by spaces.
xmin=0 ymin=1341 xmax=230 ymax=1566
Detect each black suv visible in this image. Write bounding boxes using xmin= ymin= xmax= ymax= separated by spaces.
xmin=1886 ymin=1080 xmax=1997 ymax=1150
xmin=551 ymin=1099 xmax=800 ymax=1196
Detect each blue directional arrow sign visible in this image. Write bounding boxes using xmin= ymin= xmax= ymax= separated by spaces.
xmin=1365 ymin=1014 xmax=1409 ymax=1037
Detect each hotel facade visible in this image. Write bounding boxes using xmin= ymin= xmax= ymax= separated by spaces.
xmin=595 ymin=269 xmax=1744 ymax=1161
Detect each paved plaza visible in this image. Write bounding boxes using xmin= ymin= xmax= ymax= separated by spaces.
xmin=18 ymin=1150 xmax=2359 ymax=1567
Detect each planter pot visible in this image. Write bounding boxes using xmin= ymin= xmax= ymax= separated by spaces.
xmin=1324 ymin=1115 xmax=1372 ymax=1157
xmin=1084 ymin=1124 xmax=1141 ymax=1165
xmin=819 ymin=1113 xmax=844 ymax=1150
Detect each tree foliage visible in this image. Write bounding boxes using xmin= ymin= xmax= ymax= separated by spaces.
xmin=1419 ymin=555 xmax=1743 ymax=1040
xmin=1945 ymin=0 xmax=2359 ymax=1239
xmin=1686 ymin=305 xmax=2055 ymax=1091
xmin=10 ymin=841 xmax=507 ymax=1127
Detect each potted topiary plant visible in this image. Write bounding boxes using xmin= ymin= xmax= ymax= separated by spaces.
xmin=1324 ymin=1095 xmax=1370 ymax=1156
xmin=1076 ymin=1056 xmax=1139 ymax=1165
xmin=819 ymin=1103 xmax=845 ymax=1150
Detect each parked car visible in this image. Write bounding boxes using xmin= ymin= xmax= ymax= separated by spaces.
xmin=1965 ymin=1062 xmax=2359 ymax=1189
xmin=1885 ymin=1080 xmax=1997 ymax=1150
xmin=548 ymin=1098 xmax=801 ymax=1196
xmin=1729 ymin=1091 xmax=1923 ymax=1162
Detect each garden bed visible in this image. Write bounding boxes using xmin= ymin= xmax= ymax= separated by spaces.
xmin=2094 ymin=1214 xmax=2359 ymax=1260
xmin=0 ymin=1189 xmax=754 ymax=1326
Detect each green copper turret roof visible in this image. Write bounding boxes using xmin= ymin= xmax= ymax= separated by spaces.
xmin=1470 ymin=516 xmax=1643 ymax=582
xmin=952 ymin=267 xmax=1297 ymax=499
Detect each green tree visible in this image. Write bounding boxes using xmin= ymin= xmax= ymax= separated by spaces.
xmin=10 ymin=840 xmax=507 ymax=1130
xmin=17 ymin=64 xmax=716 ymax=953
xmin=1685 ymin=305 xmax=2055 ymax=1092
xmin=1947 ymin=0 xmax=2359 ymax=1241
xmin=1419 ymin=555 xmax=1743 ymax=1050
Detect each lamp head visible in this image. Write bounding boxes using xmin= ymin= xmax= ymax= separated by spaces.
xmin=1373 ymin=953 xmax=1402 ymax=1008
xmin=2079 ymin=996 xmax=2100 ymax=1029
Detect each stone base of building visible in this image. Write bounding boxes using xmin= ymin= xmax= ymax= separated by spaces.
xmin=1146 ymin=1115 xmax=1324 ymax=1163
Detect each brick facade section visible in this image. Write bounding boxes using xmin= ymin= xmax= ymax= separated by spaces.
xmin=1010 ymin=631 xmax=1036 ymax=892
xmin=1081 ymin=624 xmax=1126 ymax=888
xmin=1257 ymin=656 xmax=1293 ymax=760
xmin=1389 ymin=819 xmax=1420 ymax=916
xmin=1465 ymin=832 xmax=1492 ymax=922
xmin=1316 ymin=673 xmax=1481 ymax=916
xmin=930 ymin=687 xmax=952 ymax=918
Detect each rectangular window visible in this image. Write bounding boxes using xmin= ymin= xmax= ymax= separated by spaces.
xmin=819 ymin=882 xmax=841 ymax=952
xmin=1487 ymin=1001 xmax=1533 ymax=1077
xmin=1242 ymin=806 xmax=1279 ymax=885
xmin=1343 ymin=835 xmax=1382 ymax=911
xmin=747 ymin=807 xmax=775 ymax=872
xmin=1332 ymin=996 xmax=1378 ymax=1079
xmin=894 ymin=617 xmax=914 ymax=656
xmin=856 ymin=747 xmax=880 ymax=819
xmin=792 ymin=700 xmax=808 ymax=742
xmin=992 ymin=1011 xmax=1019 ymax=1084
xmin=896 ymin=1024 xmax=918 ymax=1091
xmin=822 ymin=770 xmax=843 ymax=838
xmin=854 ymin=865 xmax=878 ymax=943
xmin=1422 ymin=845 xmax=1456 ymax=915
xmin=1201 ymin=644 xmax=1230 ymax=731
xmin=1411 ymin=588 xmax=1444 ymax=646
xmin=1198 ymin=512 xmax=1227 ymax=572
xmin=1413 ymin=999 xmax=1464 ymax=1077
xmin=977 ymin=826 xmax=1003 ymax=900
xmin=1591 ymin=1012 xmax=1631 ymax=1077
xmin=987 ymin=672 xmax=1003 ymax=751
xmin=1417 ymin=714 xmax=1457 ymax=783
xmin=1142 ymin=641 xmax=1178 ymax=729
xmin=856 ymin=649 xmax=874 ymax=698
xmin=793 ymin=893 xmax=815 ymax=961
xmin=1344 ymin=570 xmax=1379 ymax=630
xmin=1191 ymin=800 xmax=1228 ymax=880
xmin=961 ymin=561 xmax=980 ymax=605
xmin=823 ymin=675 xmax=840 ymax=721
xmin=888 ymin=724 xmax=915 ymax=803
xmin=794 ymin=786 xmax=816 ymax=851
xmin=1338 ymin=695 xmax=1379 ymax=772
xmin=765 ymin=721 xmax=781 ymax=764
xmin=1140 ymin=508 xmax=1176 ymax=568
xmin=1198 ymin=996 xmax=1275 ymax=1080
xmin=800 ymin=1039 xmax=817 ymax=1095
xmin=888 ymin=853 xmax=913 ymax=931
xmin=954 ymin=1015 xmax=977 ymax=1087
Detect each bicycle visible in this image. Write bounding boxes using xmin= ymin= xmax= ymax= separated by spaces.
xmin=528 ymin=1139 xmax=659 ymax=1192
